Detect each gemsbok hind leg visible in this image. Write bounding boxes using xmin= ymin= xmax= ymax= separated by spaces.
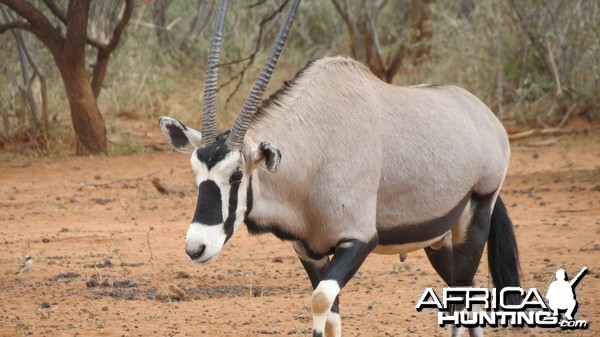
xmin=425 ymin=194 xmax=496 ymax=337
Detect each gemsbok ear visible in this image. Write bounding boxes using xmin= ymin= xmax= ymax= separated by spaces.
xmin=159 ymin=116 xmax=203 ymax=153
xmin=252 ymin=141 xmax=281 ymax=173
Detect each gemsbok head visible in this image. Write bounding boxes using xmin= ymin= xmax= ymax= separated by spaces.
xmin=160 ymin=0 xmax=297 ymax=263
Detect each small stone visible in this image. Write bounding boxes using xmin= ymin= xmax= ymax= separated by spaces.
xmin=86 ymin=279 xmax=99 ymax=288
xmin=40 ymin=302 xmax=50 ymax=308
xmin=174 ymin=271 xmax=190 ymax=279
xmin=113 ymin=280 xmax=137 ymax=288
xmin=102 ymin=306 xmax=109 ymax=311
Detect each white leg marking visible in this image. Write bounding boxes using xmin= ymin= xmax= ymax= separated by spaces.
xmin=451 ymin=325 xmax=466 ymax=337
xmin=467 ymin=303 xmax=484 ymax=337
xmin=468 ymin=326 xmax=484 ymax=337
xmin=312 ymin=280 xmax=340 ymax=335
xmin=325 ymin=311 xmax=341 ymax=337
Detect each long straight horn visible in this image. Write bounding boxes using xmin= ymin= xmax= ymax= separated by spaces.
xmin=201 ymin=0 xmax=229 ymax=146
xmin=226 ymin=0 xmax=301 ymax=150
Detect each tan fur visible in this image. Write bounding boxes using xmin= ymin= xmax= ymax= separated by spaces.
xmin=244 ymin=56 xmax=510 ymax=255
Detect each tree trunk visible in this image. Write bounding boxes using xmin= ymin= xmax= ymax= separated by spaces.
xmin=0 ymin=0 xmax=118 ymax=155
xmin=57 ymin=61 xmax=107 ymax=155
xmin=60 ymin=0 xmax=106 ymax=155
xmin=91 ymin=52 xmax=110 ymax=99
xmin=152 ymin=0 xmax=170 ymax=49
xmin=410 ymin=0 xmax=433 ymax=65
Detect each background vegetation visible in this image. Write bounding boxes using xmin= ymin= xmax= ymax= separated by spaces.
xmin=1 ymin=0 xmax=598 ymax=155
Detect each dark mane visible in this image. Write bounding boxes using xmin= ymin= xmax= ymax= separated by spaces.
xmin=251 ymin=58 xmax=319 ymax=126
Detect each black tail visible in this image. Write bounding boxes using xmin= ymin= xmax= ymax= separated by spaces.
xmin=488 ymin=196 xmax=521 ymax=303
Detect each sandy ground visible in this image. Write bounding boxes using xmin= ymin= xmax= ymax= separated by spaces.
xmin=0 ymin=129 xmax=599 ymax=337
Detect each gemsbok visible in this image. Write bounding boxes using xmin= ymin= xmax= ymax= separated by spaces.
xmin=159 ymin=0 xmax=521 ymax=336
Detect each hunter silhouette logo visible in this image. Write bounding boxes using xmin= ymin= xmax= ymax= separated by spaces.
xmin=415 ymin=266 xmax=589 ymax=330
xmin=546 ymin=267 xmax=587 ymax=321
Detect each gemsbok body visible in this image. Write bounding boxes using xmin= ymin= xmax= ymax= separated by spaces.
xmin=159 ymin=1 xmax=520 ymax=336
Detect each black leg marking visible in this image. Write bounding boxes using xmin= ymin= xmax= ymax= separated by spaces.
xmin=298 ymin=256 xmax=340 ymax=314
xmin=425 ymin=195 xmax=493 ymax=286
xmin=378 ymin=191 xmax=472 ymax=245
xmin=310 ymin=238 xmax=377 ymax=337
xmin=324 ymin=237 xmax=378 ymax=287
xmin=426 ymin=195 xmax=494 ymax=337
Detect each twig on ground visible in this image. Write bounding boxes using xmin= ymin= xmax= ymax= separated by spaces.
xmin=81 ymin=170 xmax=160 ymax=188
xmin=147 ymin=226 xmax=156 ymax=279
xmin=508 ymin=127 xmax=599 ymax=141
xmin=151 ymin=177 xmax=169 ymax=195
xmin=93 ymin=265 xmax=103 ymax=282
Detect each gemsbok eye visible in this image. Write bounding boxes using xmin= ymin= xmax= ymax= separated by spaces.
xmin=230 ymin=170 xmax=243 ymax=184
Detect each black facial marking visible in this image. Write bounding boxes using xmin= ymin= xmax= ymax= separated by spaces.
xmin=215 ymin=130 xmax=230 ymax=142
xmin=165 ymin=123 xmax=189 ymax=149
xmin=223 ymin=178 xmax=240 ymax=243
xmin=192 ymin=180 xmax=223 ymax=225
xmin=195 ymin=140 xmax=232 ymax=170
xmin=377 ymin=191 xmax=473 ymax=245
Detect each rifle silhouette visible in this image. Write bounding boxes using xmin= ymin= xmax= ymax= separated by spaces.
xmin=569 ymin=267 xmax=588 ymax=288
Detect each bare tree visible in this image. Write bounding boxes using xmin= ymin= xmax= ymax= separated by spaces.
xmin=330 ymin=0 xmax=433 ymax=83
xmin=0 ymin=0 xmax=133 ymax=154
xmin=506 ymin=0 xmax=599 ymax=126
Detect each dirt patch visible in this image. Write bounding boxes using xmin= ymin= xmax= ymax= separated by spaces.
xmin=0 ymin=131 xmax=599 ymax=336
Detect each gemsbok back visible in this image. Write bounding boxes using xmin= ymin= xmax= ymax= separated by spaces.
xmin=159 ymin=0 xmax=520 ymax=336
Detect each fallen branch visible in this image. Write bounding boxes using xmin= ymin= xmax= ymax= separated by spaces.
xmin=508 ymin=127 xmax=598 ymax=141
xmin=80 ymin=170 xmax=160 ymax=189
xmin=151 ymin=177 xmax=169 ymax=195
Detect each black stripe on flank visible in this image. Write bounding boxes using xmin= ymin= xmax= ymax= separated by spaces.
xmin=192 ymin=180 xmax=223 ymax=225
xmin=378 ymin=191 xmax=472 ymax=245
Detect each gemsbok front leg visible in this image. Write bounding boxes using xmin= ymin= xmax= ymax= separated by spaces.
xmin=293 ymin=243 xmax=341 ymax=337
xmin=310 ymin=238 xmax=377 ymax=337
